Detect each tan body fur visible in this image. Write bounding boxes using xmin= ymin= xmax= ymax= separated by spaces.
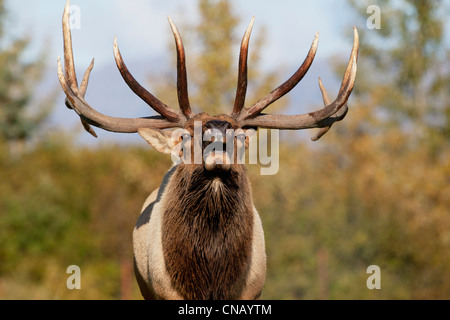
xmin=133 ymin=166 xmax=266 ymax=300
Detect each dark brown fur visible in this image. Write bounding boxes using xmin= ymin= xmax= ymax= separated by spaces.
xmin=162 ymin=164 xmax=254 ymax=300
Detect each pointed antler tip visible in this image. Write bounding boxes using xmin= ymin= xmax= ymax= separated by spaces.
xmin=87 ymin=57 xmax=95 ymax=69
xmin=113 ymin=36 xmax=121 ymax=55
xmin=167 ymin=16 xmax=179 ymax=32
xmin=57 ymin=56 xmax=63 ymax=72
xmin=244 ymin=17 xmax=255 ymax=37
xmin=309 ymin=32 xmax=319 ymax=48
xmin=64 ymin=0 xmax=71 ymax=15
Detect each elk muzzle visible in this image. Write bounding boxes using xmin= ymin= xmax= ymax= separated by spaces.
xmin=203 ymin=120 xmax=233 ymax=172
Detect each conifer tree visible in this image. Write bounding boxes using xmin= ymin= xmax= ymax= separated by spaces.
xmin=0 ymin=0 xmax=54 ymax=154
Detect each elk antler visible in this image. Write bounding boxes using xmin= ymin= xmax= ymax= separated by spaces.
xmin=113 ymin=17 xmax=194 ymax=121
xmin=234 ymin=26 xmax=359 ymax=141
xmin=57 ymin=0 xmax=187 ymax=135
xmin=168 ymin=17 xmax=193 ymax=119
xmin=310 ymin=77 xmax=349 ymax=141
xmin=238 ymin=31 xmax=319 ymax=121
xmin=59 ymin=0 xmax=358 ymax=140
xmin=232 ymin=17 xmax=255 ymax=116
xmin=113 ymin=37 xmax=181 ymax=123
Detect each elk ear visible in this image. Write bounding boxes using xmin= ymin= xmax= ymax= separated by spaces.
xmin=138 ymin=128 xmax=177 ymax=155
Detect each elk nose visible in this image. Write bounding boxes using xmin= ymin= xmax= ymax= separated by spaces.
xmin=204 ymin=120 xmax=233 ymax=136
xmin=205 ymin=120 xmax=232 ymax=130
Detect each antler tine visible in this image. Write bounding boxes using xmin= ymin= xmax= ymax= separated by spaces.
xmin=309 ymin=27 xmax=359 ymax=141
xmin=305 ymin=27 xmax=358 ymax=122
xmin=78 ymin=58 xmax=98 ymax=137
xmin=232 ymin=17 xmax=255 ymax=116
xmin=58 ymin=58 xmax=179 ymax=133
xmin=79 ymin=58 xmax=95 ymax=97
xmin=318 ymin=77 xmax=332 ymax=106
xmin=113 ymin=36 xmax=182 ymax=123
xmin=168 ymin=17 xmax=193 ymax=119
xmin=58 ymin=0 xmax=182 ymax=135
xmin=62 ymin=0 xmax=78 ymax=94
xmin=62 ymin=0 xmax=97 ymax=137
xmin=243 ymin=27 xmax=359 ymax=135
xmin=240 ymin=31 xmax=319 ymax=121
xmin=310 ymin=77 xmax=348 ymax=141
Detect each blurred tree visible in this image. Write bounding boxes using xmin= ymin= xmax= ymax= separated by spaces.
xmin=254 ymin=0 xmax=450 ymax=299
xmin=151 ymin=0 xmax=287 ymax=115
xmin=347 ymin=0 xmax=450 ymax=149
xmin=310 ymin=0 xmax=450 ymax=299
xmin=0 ymin=0 xmax=54 ymax=156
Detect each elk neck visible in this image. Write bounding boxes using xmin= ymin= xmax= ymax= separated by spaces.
xmin=161 ymin=164 xmax=255 ymax=299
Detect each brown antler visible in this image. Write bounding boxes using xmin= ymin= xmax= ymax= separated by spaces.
xmin=232 ymin=17 xmax=255 ymax=116
xmin=168 ymin=17 xmax=193 ymax=119
xmin=113 ymin=17 xmax=194 ymax=121
xmin=310 ymin=77 xmax=349 ymax=141
xmin=236 ymin=27 xmax=359 ymax=141
xmin=113 ymin=37 xmax=182 ymax=123
xmin=61 ymin=0 xmax=97 ymax=137
xmin=58 ymin=0 xmax=186 ymax=135
xmin=237 ymin=31 xmax=320 ymax=121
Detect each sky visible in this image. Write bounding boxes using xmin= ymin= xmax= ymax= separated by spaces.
xmin=5 ymin=0 xmax=352 ymax=68
xmin=0 ymin=0 xmax=400 ymax=144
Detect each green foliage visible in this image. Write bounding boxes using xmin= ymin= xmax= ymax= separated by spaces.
xmin=348 ymin=0 xmax=450 ymax=143
xmin=0 ymin=135 xmax=171 ymax=299
xmin=252 ymin=127 xmax=450 ymax=299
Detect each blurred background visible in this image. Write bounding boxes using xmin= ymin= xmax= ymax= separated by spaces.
xmin=0 ymin=0 xmax=449 ymax=299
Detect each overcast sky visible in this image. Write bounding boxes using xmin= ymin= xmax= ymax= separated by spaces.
xmin=5 ymin=0 xmax=353 ymax=68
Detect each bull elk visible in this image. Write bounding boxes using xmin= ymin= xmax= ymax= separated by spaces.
xmin=57 ymin=0 xmax=358 ymax=300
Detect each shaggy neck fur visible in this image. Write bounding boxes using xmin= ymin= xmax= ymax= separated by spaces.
xmin=161 ymin=165 xmax=254 ymax=300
